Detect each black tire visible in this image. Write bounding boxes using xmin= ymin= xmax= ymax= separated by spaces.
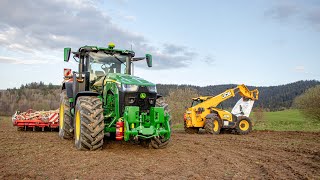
xmin=235 ymin=116 xmax=252 ymax=135
xmin=140 ymin=139 xmax=151 ymax=148
xmin=156 ymin=98 xmax=171 ymax=123
xmin=204 ymin=115 xmax=222 ymax=135
xmin=184 ymin=120 xmax=199 ymax=134
xmin=59 ymin=90 xmax=73 ymax=139
xmin=149 ymin=97 xmax=170 ymax=149
xmin=74 ymin=96 xmax=105 ymax=150
xmin=150 ymin=136 xmax=170 ymax=149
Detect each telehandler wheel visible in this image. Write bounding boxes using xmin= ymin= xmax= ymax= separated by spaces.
xmin=235 ymin=116 xmax=252 ymax=135
xmin=59 ymin=90 xmax=73 ymax=139
xmin=74 ymin=96 xmax=105 ymax=150
xmin=205 ymin=115 xmax=222 ymax=135
xmin=184 ymin=121 xmax=199 ymax=134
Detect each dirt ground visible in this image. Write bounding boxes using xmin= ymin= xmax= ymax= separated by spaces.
xmin=0 ymin=117 xmax=319 ymax=179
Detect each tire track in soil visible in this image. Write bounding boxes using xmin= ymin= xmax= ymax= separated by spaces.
xmin=0 ymin=117 xmax=319 ymax=179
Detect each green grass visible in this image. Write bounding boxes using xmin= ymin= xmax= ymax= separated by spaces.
xmin=252 ymin=109 xmax=320 ymax=132
xmin=172 ymin=109 xmax=320 ymax=132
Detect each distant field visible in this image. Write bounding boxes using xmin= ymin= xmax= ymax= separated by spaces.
xmin=252 ymin=109 xmax=320 ymax=132
xmin=173 ymin=109 xmax=320 ymax=132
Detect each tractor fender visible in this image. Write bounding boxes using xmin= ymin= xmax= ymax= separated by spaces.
xmin=75 ymin=91 xmax=100 ymax=103
xmin=62 ymin=82 xmax=74 ymax=98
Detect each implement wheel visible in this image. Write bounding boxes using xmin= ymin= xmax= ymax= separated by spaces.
xmin=58 ymin=90 xmax=73 ymax=139
xmin=74 ymin=96 xmax=105 ymax=150
xmin=204 ymin=115 xmax=221 ymax=135
xmin=235 ymin=116 xmax=252 ymax=135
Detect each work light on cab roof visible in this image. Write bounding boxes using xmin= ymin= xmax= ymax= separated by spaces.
xmin=108 ymin=42 xmax=115 ymax=49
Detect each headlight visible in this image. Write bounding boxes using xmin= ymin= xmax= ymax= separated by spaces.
xmin=147 ymin=85 xmax=157 ymax=92
xmin=122 ymin=84 xmax=139 ymax=92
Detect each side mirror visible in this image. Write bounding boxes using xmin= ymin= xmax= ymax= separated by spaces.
xmin=64 ymin=47 xmax=71 ymax=62
xmin=146 ymin=54 xmax=152 ymax=67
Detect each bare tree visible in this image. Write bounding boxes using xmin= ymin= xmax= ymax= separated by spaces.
xmin=293 ymin=85 xmax=320 ymax=121
xmin=165 ymin=88 xmax=199 ymax=125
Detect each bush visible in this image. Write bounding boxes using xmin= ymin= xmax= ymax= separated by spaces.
xmin=293 ymin=85 xmax=320 ymax=121
xmin=165 ymin=88 xmax=199 ymax=125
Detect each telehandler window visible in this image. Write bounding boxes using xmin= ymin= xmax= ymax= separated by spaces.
xmin=191 ymin=99 xmax=203 ymax=107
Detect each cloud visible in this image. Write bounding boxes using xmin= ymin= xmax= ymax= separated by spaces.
xmin=123 ymin=15 xmax=137 ymax=21
xmin=264 ymin=1 xmax=320 ymax=31
xmin=163 ymin=43 xmax=187 ymax=54
xmin=306 ymin=8 xmax=320 ymax=31
xmin=0 ymin=0 xmax=196 ymax=69
xmin=264 ymin=3 xmax=300 ymax=21
xmin=203 ymin=55 xmax=215 ymax=65
xmin=294 ymin=65 xmax=305 ymax=72
xmin=294 ymin=65 xmax=320 ymax=76
xmin=0 ymin=56 xmax=48 ymax=65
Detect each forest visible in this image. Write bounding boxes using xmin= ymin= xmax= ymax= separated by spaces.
xmin=0 ymin=80 xmax=319 ymax=116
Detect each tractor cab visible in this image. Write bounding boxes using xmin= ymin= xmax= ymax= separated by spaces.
xmin=63 ymin=43 xmax=152 ymax=93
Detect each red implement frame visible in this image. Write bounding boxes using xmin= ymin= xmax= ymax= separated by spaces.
xmin=12 ymin=109 xmax=59 ymax=131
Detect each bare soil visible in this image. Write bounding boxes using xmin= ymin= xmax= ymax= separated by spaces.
xmin=1 ymin=117 xmax=319 ymax=179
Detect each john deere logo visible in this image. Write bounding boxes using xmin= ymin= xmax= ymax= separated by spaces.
xmin=140 ymin=93 xmax=147 ymax=99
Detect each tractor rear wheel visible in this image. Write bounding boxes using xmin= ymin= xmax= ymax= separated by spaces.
xmin=235 ymin=116 xmax=252 ymax=135
xmin=184 ymin=121 xmax=199 ymax=134
xmin=74 ymin=96 xmax=105 ymax=150
xmin=58 ymin=90 xmax=73 ymax=139
xmin=204 ymin=115 xmax=221 ymax=135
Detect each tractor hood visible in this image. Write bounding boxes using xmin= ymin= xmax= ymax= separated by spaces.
xmin=106 ymin=73 xmax=155 ymax=86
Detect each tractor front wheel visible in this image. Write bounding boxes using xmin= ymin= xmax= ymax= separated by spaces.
xmin=150 ymin=136 xmax=170 ymax=149
xmin=58 ymin=90 xmax=73 ymax=139
xmin=74 ymin=96 xmax=105 ymax=150
xmin=204 ymin=115 xmax=222 ymax=135
xmin=150 ymin=98 xmax=171 ymax=149
xmin=235 ymin=116 xmax=252 ymax=135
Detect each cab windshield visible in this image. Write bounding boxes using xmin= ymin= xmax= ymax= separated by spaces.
xmin=191 ymin=99 xmax=203 ymax=107
xmin=88 ymin=52 xmax=127 ymax=81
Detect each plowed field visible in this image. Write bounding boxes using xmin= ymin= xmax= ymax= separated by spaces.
xmin=1 ymin=117 xmax=319 ymax=179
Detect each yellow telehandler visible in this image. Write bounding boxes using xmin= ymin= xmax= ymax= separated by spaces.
xmin=183 ymin=84 xmax=259 ymax=135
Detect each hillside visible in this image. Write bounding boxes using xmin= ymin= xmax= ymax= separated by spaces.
xmin=157 ymin=80 xmax=320 ymax=111
xmin=0 ymin=80 xmax=319 ymax=116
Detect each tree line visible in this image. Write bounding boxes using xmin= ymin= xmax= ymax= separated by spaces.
xmin=158 ymin=80 xmax=320 ymax=111
xmin=0 ymin=80 xmax=319 ymax=116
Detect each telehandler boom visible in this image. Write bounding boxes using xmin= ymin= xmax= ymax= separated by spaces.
xmin=184 ymin=84 xmax=259 ymax=134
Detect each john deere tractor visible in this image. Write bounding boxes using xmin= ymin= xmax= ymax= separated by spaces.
xmin=59 ymin=43 xmax=171 ymax=150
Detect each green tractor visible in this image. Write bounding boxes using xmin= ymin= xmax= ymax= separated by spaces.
xmin=59 ymin=43 xmax=171 ymax=150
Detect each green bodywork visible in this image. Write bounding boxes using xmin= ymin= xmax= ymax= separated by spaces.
xmin=64 ymin=44 xmax=170 ymax=142
xmin=102 ymin=73 xmax=170 ymax=140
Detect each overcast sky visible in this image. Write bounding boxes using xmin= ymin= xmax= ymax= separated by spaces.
xmin=0 ymin=0 xmax=319 ymax=89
